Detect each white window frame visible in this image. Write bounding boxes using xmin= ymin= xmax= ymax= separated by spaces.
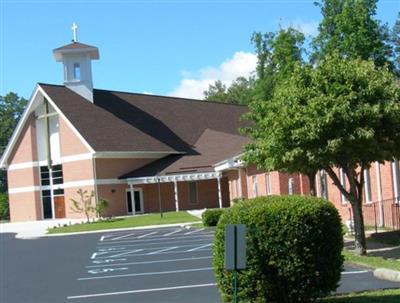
xmin=252 ymin=175 xmax=258 ymax=197
xmin=73 ymin=62 xmax=81 ymax=80
xmin=288 ymin=177 xmax=294 ymax=195
xmin=364 ymin=169 xmax=372 ymax=204
xmin=126 ymin=188 xmax=144 ymax=214
xmin=320 ymin=170 xmax=328 ymax=200
xmin=265 ymin=173 xmax=272 ymax=195
xmin=339 ymin=168 xmax=347 ymax=204
xmin=392 ymin=160 xmax=400 ymax=203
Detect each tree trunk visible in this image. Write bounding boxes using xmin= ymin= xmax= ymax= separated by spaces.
xmin=350 ymin=198 xmax=367 ymax=255
xmin=307 ymin=173 xmax=316 ymax=196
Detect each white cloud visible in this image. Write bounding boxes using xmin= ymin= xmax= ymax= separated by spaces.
xmin=169 ymin=51 xmax=257 ymax=99
xmin=279 ymin=19 xmax=319 ymax=37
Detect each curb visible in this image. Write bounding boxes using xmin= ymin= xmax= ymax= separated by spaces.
xmin=42 ymin=221 xmax=202 ymax=238
xmin=373 ymin=268 xmax=400 ymax=282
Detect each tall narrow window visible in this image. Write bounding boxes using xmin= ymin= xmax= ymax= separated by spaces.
xmin=265 ymin=173 xmax=272 ymax=195
xmin=340 ymin=168 xmax=347 ymax=204
xmin=252 ymin=176 xmax=258 ymax=197
xmin=73 ymin=62 xmax=81 ymax=80
xmin=364 ymin=169 xmax=372 ymax=203
xmin=188 ymin=181 xmax=198 ymax=204
xmin=288 ymin=177 xmax=294 ymax=195
xmin=392 ymin=160 xmax=400 ymax=202
xmin=320 ymin=170 xmax=328 ymax=200
xmin=41 ymin=190 xmax=52 ymax=219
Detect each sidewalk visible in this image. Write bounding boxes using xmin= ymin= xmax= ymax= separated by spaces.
xmin=344 ymin=230 xmax=400 ymax=261
xmin=0 ymin=218 xmax=87 ymax=239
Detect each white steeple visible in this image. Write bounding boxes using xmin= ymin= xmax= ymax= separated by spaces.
xmin=53 ymin=23 xmax=99 ymax=102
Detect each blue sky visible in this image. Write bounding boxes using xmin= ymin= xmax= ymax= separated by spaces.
xmin=1 ymin=0 xmax=399 ymax=99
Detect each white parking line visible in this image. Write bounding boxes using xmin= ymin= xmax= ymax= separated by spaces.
xmin=78 ymin=267 xmax=213 ymax=280
xmin=107 ymin=232 xmax=136 ymax=241
xmin=147 ymin=246 xmax=179 ymax=255
xmin=137 ymin=231 xmax=158 ymax=238
xmin=97 ymin=238 xmax=211 ymax=249
xmin=86 ymin=256 xmax=212 ymax=268
xmin=184 ymin=228 xmax=204 ymax=235
xmin=97 ymin=234 xmax=214 ymax=245
xmin=186 ymin=244 xmax=212 ymax=252
xmin=163 ymin=229 xmax=182 ymax=236
xmin=341 ymin=270 xmax=369 ymax=275
xmin=67 ymin=283 xmax=217 ymax=299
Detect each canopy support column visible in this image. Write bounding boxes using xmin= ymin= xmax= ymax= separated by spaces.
xmin=217 ymin=176 xmax=222 ymax=208
xmin=129 ymin=183 xmax=136 ymax=215
xmin=174 ymin=181 xmax=179 ymax=212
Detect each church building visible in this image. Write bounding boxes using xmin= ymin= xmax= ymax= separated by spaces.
xmin=1 ymin=30 xmax=399 ymax=225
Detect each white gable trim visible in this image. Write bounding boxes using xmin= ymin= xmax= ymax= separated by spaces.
xmin=38 ymin=85 xmax=95 ymax=154
xmin=0 ymin=85 xmax=95 ymax=169
xmin=0 ymin=86 xmax=41 ymax=169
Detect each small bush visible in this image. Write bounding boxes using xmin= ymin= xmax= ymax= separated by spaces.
xmin=213 ymin=195 xmax=343 ymax=303
xmin=202 ymin=208 xmax=224 ymax=226
xmin=0 ymin=192 xmax=9 ymax=220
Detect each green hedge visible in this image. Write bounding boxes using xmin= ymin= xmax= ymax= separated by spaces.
xmin=202 ymin=208 xmax=224 ymax=226
xmin=213 ymin=195 xmax=343 ymax=303
xmin=0 ymin=192 xmax=9 ymax=220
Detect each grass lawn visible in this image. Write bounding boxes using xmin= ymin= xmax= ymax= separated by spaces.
xmin=322 ymin=289 xmax=400 ymax=302
xmin=48 ymin=211 xmax=201 ymax=234
xmin=343 ymin=249 xmax=400 ymax=271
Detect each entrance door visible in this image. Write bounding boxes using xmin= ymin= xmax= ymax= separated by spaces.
xmin=54 ymin=196 xmax=66 ymax=218
xmin=126 ymin=189 xmax=143 ymax=214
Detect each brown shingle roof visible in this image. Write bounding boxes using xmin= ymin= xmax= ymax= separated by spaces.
xmin=39 ymin=84 xmax=249 ymax=156
xmin=120 ymin=129 xmax=250 ymax=178
xmin=53 ymin=42 xmax=98 ymax=51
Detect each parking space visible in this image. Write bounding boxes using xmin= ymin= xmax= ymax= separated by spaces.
xmin=1 ymin=225 xmax=399 ymax=303
xmin=67 ymin=227 xmax=220 ymax=303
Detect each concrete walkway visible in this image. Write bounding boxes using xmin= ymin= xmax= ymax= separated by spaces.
xmin=0 ymin=210 xmax=205 ymax=239
xmin=0 ymin=218 xmax=88 ymax=239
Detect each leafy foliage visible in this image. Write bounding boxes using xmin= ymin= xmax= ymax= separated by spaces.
xmin=252 ymin=27 xmax=305 ymax=102
xmin=392 ymin=12 xmax=400 ymax=75
xmin=70 ymin=190 xmax=110 ymax=221
xmin=244 ymin=53 xmax=400 ymax=255
xmin=312 ymin=0 xmax=393 ymax=69
xmin=213 ymin=195 xmax=343 ymax=303
xmin=204 ymin=77 xmax=255 ymax=105
xmin=201 ymin=208 xmax=224 ymax=226
xmin=0 ymin=192 xmax=9 ymax=220
xmin=0 ymin=93 xmax=27 ymax=193
xmin=203 ymin=27 xmax=304 ymax=105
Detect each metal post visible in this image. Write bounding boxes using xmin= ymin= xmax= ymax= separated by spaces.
xmin=233 ymin=270 xmax=238 ymax=303
xmin=174 ymin=180 xmax=179 ymax=212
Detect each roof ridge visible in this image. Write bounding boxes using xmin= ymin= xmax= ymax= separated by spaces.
xmin=38 ymin=82 xmax=248 ymax=108
xmin=94 ymin=88 xmax=248 ymax=107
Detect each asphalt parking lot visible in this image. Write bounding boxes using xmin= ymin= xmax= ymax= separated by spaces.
xmin=1 ymin=225 xmax=399 ymax=303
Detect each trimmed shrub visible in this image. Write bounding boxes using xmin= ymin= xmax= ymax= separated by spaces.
xmin=213 ymin=195 xmax=343 ymax=303
xmin=202 ymin=208 xmax=224 ymax=226
xmin=0 ymin=192 xmax=9 ymax=220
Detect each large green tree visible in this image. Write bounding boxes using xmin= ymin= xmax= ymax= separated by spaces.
xmin=312 ymin=0 xmax=393 ymax=68
xmin=392 ymin=12 xmax=400 ymax=75
xmin=252 ymin=27 xmax=305 ymax=102
xmin=0 ymin=92 xmax=27 ymax=192
xmin=244 ymin=54 xmax=400 ymax=255
xmin=204 ymin=76 xmax=255 ymax=105
xmin=203 ymin=27 xmax=305 ymax=105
